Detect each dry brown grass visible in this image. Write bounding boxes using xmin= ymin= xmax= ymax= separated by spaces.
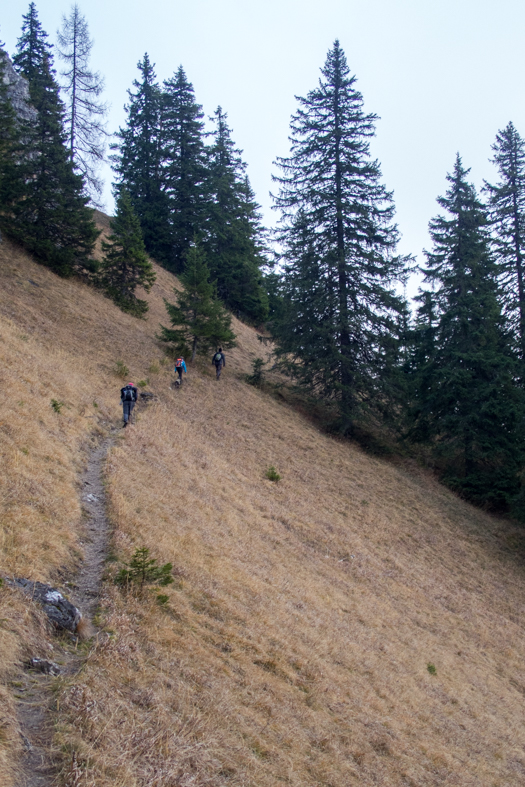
xmin=2 ymin=231 xmax=525 ymax=785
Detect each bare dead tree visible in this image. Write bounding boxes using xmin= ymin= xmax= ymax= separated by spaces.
xmin=57 ymin=4 xmax=108 ymax=203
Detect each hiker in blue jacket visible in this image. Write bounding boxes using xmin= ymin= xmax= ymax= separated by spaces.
xmin=174 ymin=357 xmax=187 ymax=385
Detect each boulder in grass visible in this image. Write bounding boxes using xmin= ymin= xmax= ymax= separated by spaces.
xmin=8 ymin=578 xmax=82 ymax=633
xmin=27 ymin=658 xmax=61 ymax=676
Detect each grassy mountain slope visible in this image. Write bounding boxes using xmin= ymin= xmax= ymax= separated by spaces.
xmin=1 ymin=232 xmax=525 ymax=786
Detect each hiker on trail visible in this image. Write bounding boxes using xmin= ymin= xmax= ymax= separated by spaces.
xmin=120 ymin=382 xmax=138 ymax=427
xmin=174 ymin=356 xmax=187 ymax=385
xmin=212 ymin=348 xmax=225 ymax=380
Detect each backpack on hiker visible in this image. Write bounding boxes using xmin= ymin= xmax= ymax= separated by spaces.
xmin=175 ymin=358 xmax=184 ymax=368
xmin=213 ymin=352 xmax=222 ymax=365
xmin=122 ymin=385 xmax=135 ymax=401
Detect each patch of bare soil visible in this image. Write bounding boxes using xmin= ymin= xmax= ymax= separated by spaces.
xmin=15 ymin=435 xmax=114 ymax=787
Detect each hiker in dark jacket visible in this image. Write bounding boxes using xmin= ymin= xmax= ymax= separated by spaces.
xmin=212 ymin=348 xmax=225 ymax=380
xmin=120 ymin=382 xmax=138 ymax=426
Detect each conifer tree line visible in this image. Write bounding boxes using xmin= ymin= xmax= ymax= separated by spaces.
xmin=3 ymin=11 xmax=525 ymax=519
xmin=0 ymin=3 xmax=267 ymax=323
xmin=269 ymin=41 xmax=525 ymax=519
xmin=111 ymin=57 xmax=269 ymax=323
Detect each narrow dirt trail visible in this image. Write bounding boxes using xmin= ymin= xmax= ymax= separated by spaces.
xmin=15 ymin=434 xmax=115 ymax=787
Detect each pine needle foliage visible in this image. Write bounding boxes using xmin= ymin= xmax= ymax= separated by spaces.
xmin=271 ymin=41 xmax=409 ymax=434
xmin=111 ymin=54 xmax=171 ymax=265
xmin=204 ymin=107 xmax=269 ymax=323
xmin=8 ymin=4 xmax=98 ymax=276
xmin=115 ymin=546 xmax=174 ymax=590
xmin=99 ymin=189 xmax=155 ymax=316
xmin=162 ymin=66 xmax=207 ymax=272
xmin=159 ymin=241 xmax=236 ymax=361
xmin=409 ymin=155 xmax=524 ymax=511
xmin=484 ymin=122 xmax=525 ymax=376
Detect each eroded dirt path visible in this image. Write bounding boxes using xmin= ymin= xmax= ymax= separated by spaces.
xmin=15 ymin=434 xmax=115 ymax=787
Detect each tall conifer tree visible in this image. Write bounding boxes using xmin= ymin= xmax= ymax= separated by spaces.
xmin=8 ymin=5 xmax=97 ymax=275
xmin=161 ymin=66 xmax=207 ymax=272
xmin=112 ymin=54 xmax=170 ymax=264
xmin=204 ymin=106 xmax=269 ymax=323
xmin=272 ymin=41 xmax=407 ymax=432
xmin=0 ymin=51 xmax=24 ymax=236
xmin=484 ymin=122 xmax=525 ymax=375
xmin=411 ymin=155 xmax=523 ymax=509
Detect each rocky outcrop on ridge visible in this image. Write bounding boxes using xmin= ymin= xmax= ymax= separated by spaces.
xmin=0 ymin=47 xmax=37 ymax=123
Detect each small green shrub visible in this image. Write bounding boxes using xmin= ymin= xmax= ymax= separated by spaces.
xmin=137 ymin=379 xmax=148 ymax=388
xmin=92 ymin=401 xmax=99 ymax=408
xmin=156 ymin=594 xmax=169 ymax=605
xmin=265 ymin=465 xmax=281 ymax=482
xmin=51 ymin=399 xmax=64 ymax=414
xmin=115 ymin=547 xmax=174 ymax=590
xmin=114 ymin=360 xmax=129 ymax=379
xmin=148 ymin=362 xmax=160 ymax=374
xmin=245 ymin=357 xmax=266 ymax=387
xmin=427 ymin=662 xmax=437 ymax=675
xmin=21 ymin=447 xmax=29 ymax=455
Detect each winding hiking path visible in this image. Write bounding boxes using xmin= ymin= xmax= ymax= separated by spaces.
xmin=16 ymin=434 xmax=115 ymax=787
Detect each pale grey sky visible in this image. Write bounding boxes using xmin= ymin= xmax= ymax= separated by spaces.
xmin=3 ymin=0 xmax=525 ymax=291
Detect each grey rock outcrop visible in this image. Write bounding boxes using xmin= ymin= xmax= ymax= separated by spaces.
xmin=0 ymin=47 xmax=37 ymax=124
xmin=26 ymin=658 xmax=61 ymax=676
xmin=8 ymin=577 xmax=83 ymax=633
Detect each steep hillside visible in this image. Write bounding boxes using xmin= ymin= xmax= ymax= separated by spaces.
xmin=1 ymin=234 xmax=525 ymax=786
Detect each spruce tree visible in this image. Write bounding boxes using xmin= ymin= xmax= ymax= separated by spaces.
xmin=159 ymin=241 xmax=236 ymax=361
xmin=12 ymin=2 xmax=51 ymax=83
xmin=272 ymin=41 xmax=408 ymax=432
xmin=484 ymin=122 xmax=525 ymax=375
xmin=0 ymin=51 xmax=24 ymax=238
xmin=411 ymin=155 xmax=523 ymax=509
xmin=98 ymin=189 xmax=156 ymax=316
xmin=57 ymin=3 xmax=108 ymax=202
xmin=161 ymin=66 xmax=207 ymax=272
xmin=9 ymin=6 xmax=97 ymax=276
xmin=204 ymin=106 xmax=269 ymax=323
xmin=112 ymin=54 xmax=170 ymax=265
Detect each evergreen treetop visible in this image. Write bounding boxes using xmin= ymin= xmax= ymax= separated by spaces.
xmin=272 ymin=40 xmax=408 ymax=431
xmin=162 ymin=66 xmax=207 ymax=272
xmin=204 ymin=106 xmax=269 ymax=323
xmin=7 ymin=11 xmax=98 ymax=276
xmin=13 ymin=2 xmax=52 ymax=82
xmin=411 ymin=154 xmax=523 ymax=509
xmin=484 ymin=122 xmax=525 ymax=371
xmin=112 ymin=54 xmax=170 ymax=264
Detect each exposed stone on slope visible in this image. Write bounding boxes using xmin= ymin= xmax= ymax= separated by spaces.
xmin=8 ymin=578 xmax=82 ymax=632
xmin=0 ymin=47 xmax=37 ymax=123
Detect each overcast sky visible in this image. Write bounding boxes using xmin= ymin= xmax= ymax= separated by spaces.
xmin=3 ymin=0 xmax=525 ymax=295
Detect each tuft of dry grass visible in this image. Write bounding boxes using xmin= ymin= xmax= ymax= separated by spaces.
xmin=3 ymin=230 xmax=525 ymax=785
